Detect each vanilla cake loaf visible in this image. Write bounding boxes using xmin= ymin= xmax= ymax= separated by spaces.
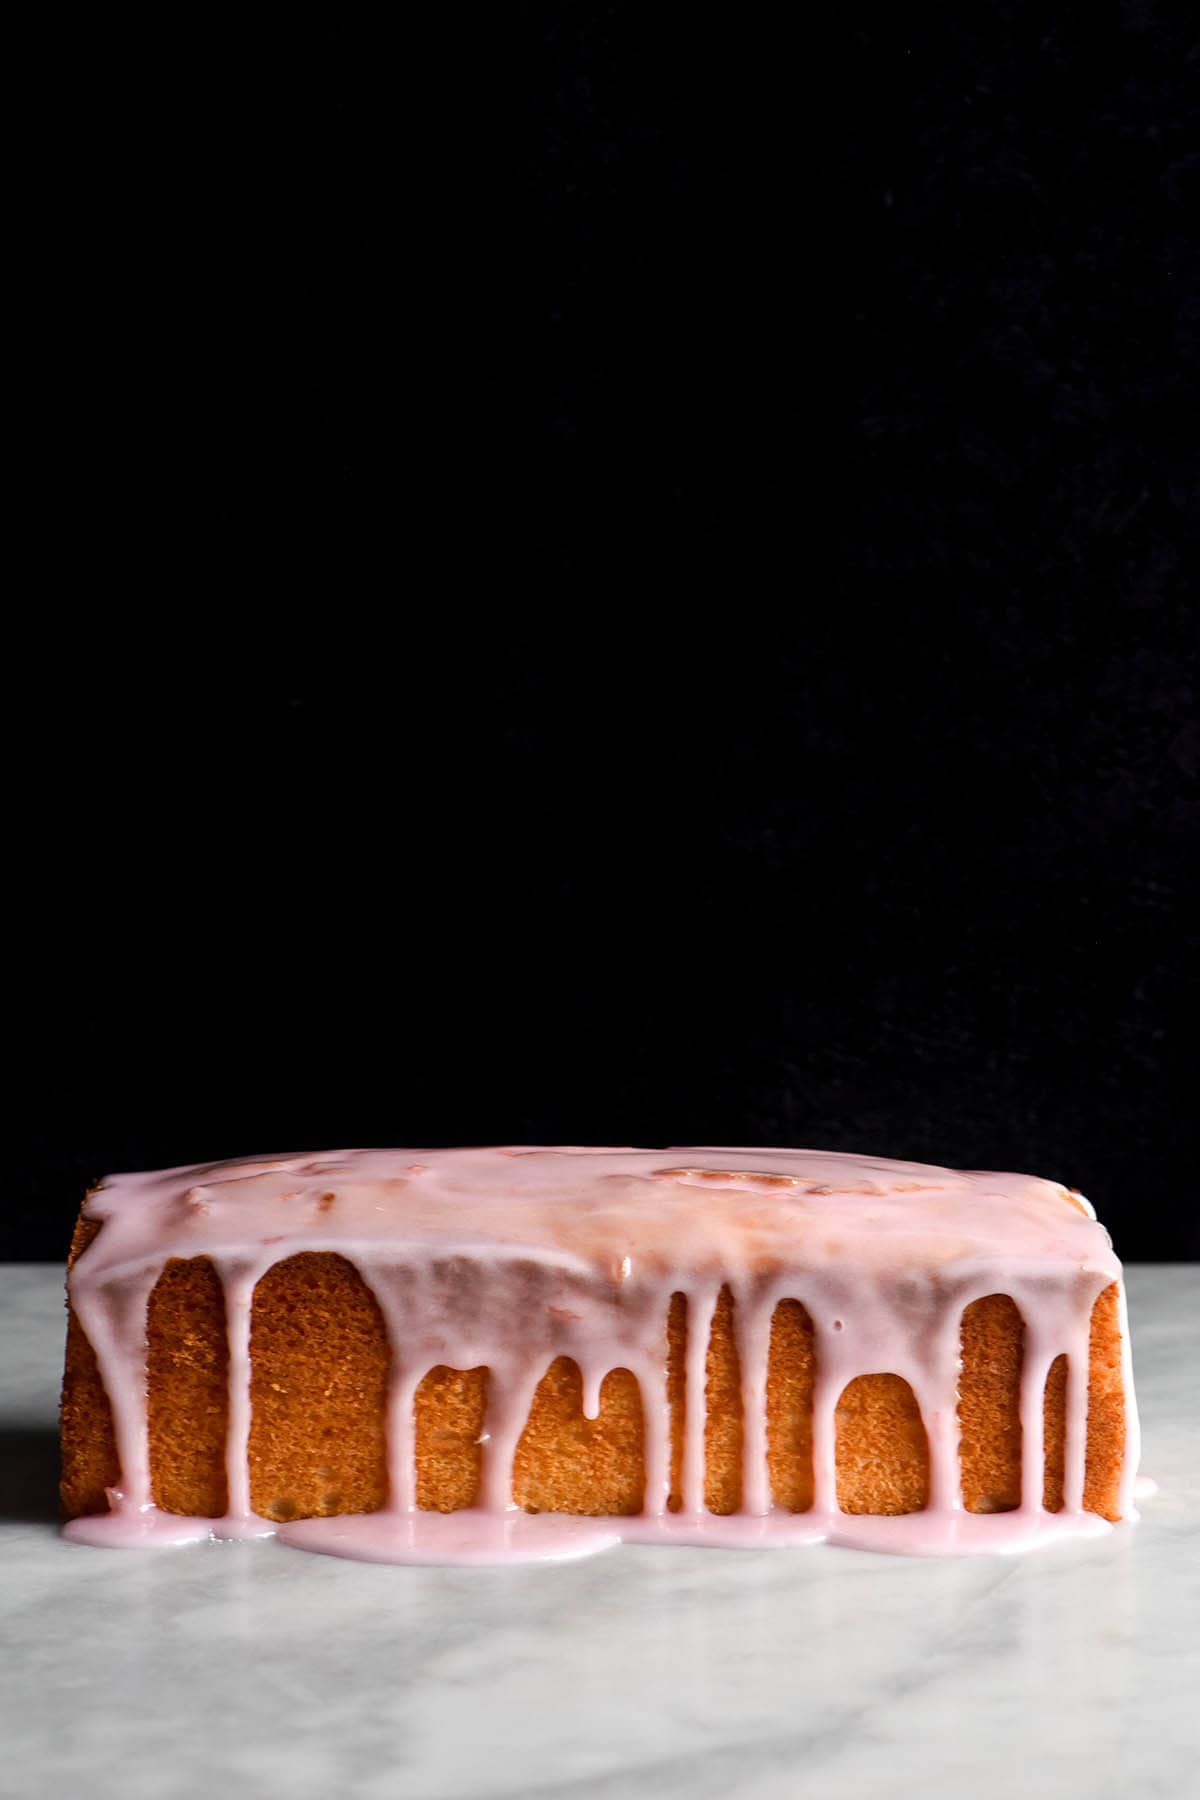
xmin=61 ymin=1147 xmax=1139 ymax=1562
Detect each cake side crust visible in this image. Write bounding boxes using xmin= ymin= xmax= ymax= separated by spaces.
xmin=62 ymin=1233 xmax=1128 ymax=1524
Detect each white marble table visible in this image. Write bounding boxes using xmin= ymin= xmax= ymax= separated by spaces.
xmin=1 ymin=1265 xmax=1196 ymax=1800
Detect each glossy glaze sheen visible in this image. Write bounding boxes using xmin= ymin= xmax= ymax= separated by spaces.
xmin=63 ymin=1147 xmax=1139 ymax=1562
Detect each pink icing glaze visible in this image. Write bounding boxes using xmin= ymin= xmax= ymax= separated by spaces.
xmin=62 ymin=1147 xmax=1141 ymax=1563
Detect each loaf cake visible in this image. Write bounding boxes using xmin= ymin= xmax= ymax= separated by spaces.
xmin=61 ymin=1146 xmax=1140 ymax=1561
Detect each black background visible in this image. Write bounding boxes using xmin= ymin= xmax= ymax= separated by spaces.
xmin=13 ymin=8 xmax=1197 ymax=1260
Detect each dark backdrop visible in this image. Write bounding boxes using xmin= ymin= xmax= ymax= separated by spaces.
xmin=13 ymin=7 xmax=1197 ymax=1259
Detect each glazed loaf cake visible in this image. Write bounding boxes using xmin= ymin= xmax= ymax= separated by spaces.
xmin=61 ymin=1147 xmax=1138 ymax=1561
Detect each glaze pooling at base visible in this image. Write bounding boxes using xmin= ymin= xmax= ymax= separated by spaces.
xmin=63 ymin=1146 xmax=1141 ymax=1563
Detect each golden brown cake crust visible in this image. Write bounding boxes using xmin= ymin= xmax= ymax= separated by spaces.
xmin=248 ymin=1254 xmax=390 ymax=1522
xmin=61 ymin=1196 xmax=1129 ymax=1525
xmin=958 ymin=1294 xmax=1024 ymax=1514
xmin=765 ymin=1298 xmax=816 ymax=1513
xmin=514 ymin=1360 xmax=645 ymax=1516
xmin=148 ymin=1257 xmax=229 ymax=1517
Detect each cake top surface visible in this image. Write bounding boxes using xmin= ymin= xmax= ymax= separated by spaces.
xmin=78 ymin=1145 xmax=1119 ymax=1286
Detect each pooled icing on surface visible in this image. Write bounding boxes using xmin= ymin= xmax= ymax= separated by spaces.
xmin=63 ymin=1146 xmax=1140 ymax=1563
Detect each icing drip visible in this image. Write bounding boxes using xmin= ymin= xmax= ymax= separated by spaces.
xmin=62 ymin=1147 xmax=1141 ymax=1563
